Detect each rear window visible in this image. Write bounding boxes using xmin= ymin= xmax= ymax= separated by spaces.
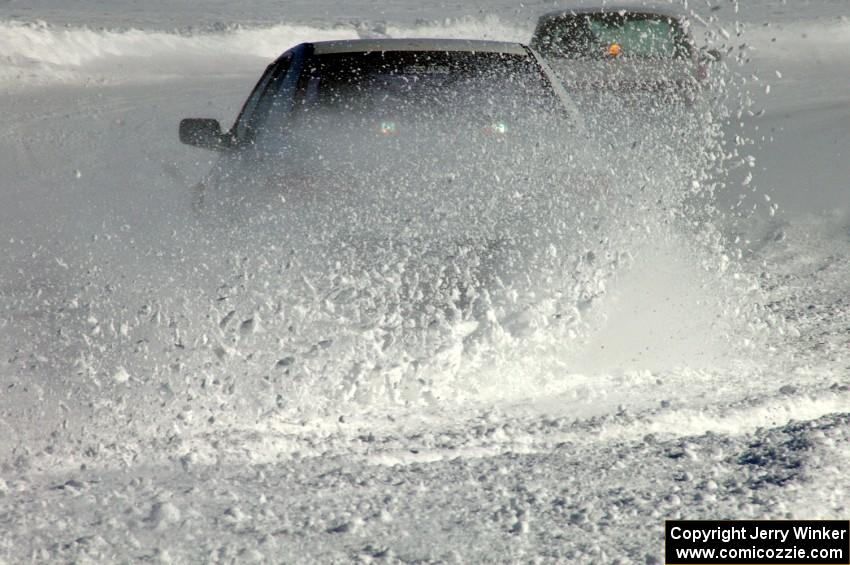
xmin=295 ymin=51 xmax=560 ymax=123
xmin=251 ymin=49 xmax=571 ymax=153
xmin=534 ymin=13 xmax=692 ymax=60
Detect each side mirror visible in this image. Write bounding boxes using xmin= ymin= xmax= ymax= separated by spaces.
xmin=179 ymin=118 xmax=228 ymax=150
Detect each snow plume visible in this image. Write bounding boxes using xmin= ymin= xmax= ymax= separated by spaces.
xmin=0 ymin=100 xmax=779 ymax=473
xmin=0 ymin=11 xmax=807 ymax=472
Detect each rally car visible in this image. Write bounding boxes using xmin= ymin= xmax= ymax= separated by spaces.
xmin=180 ymin=38 xmax=585 ymax=211
xmin=179 ymin=39 xmax=604 ymax=321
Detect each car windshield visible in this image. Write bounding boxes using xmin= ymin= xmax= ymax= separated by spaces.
xmin=534 ymin=13 xmax=691 ymax=60
xmin=253 ymin=50 xmax=566 ymax=151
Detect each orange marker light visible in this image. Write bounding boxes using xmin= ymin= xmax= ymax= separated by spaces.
xmin=607 ymin=43 xmax=622 ymax=57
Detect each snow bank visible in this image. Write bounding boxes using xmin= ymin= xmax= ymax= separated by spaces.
xmin=0 ymin=21 xmax=358 ymax=84
xmin=0 ymin=17 xmax=531 ymax=86
xmin=4 ymin=14 xmax=847 ymax=87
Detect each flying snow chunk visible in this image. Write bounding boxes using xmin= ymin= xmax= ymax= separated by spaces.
xmin=223 ymin=506 xmax=248 ymax=523
xmin=147 ymin=501 xmax=181 ymax=530
xmin=112 ymin=367 xmax=130 ymax=384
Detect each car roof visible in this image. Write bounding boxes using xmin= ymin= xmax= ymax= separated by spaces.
xmin=538 ymin=3 xmax=687 ymax=21
xmin=310 ymin=38 xmax=530 ymax=56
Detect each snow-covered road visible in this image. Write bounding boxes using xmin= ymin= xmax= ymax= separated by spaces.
xmin=1 ymin=1 xmax=849 ymax=562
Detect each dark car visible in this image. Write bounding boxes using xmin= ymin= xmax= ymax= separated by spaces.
xmin=179 ymin=39 xmax=586 ymax=214
xmin=178 ymin=39 xmax=598 ymax=309
xmin=531 ymin=4 xmax=720 ymax=101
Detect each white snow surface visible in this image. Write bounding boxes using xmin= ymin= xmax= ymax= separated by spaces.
xmin=1 ymin=1 xmax=849 ymax=562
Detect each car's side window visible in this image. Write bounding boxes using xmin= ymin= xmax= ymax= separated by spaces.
xmin=233 ymin=56 xmax=291 ymax=141
xmin=249 ymin=51 xmax=311 ymax=149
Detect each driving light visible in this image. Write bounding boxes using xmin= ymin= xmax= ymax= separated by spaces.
xmin=486 ymin=121 xmax=508 ymax=135
xmin=379 ymin=121 xmax=397 ymax=135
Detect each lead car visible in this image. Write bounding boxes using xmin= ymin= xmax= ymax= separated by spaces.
xmin=179 ymin=38 xmax=601 ymax=322
xmin=179 ymin=38 xmax=588 ymax=216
